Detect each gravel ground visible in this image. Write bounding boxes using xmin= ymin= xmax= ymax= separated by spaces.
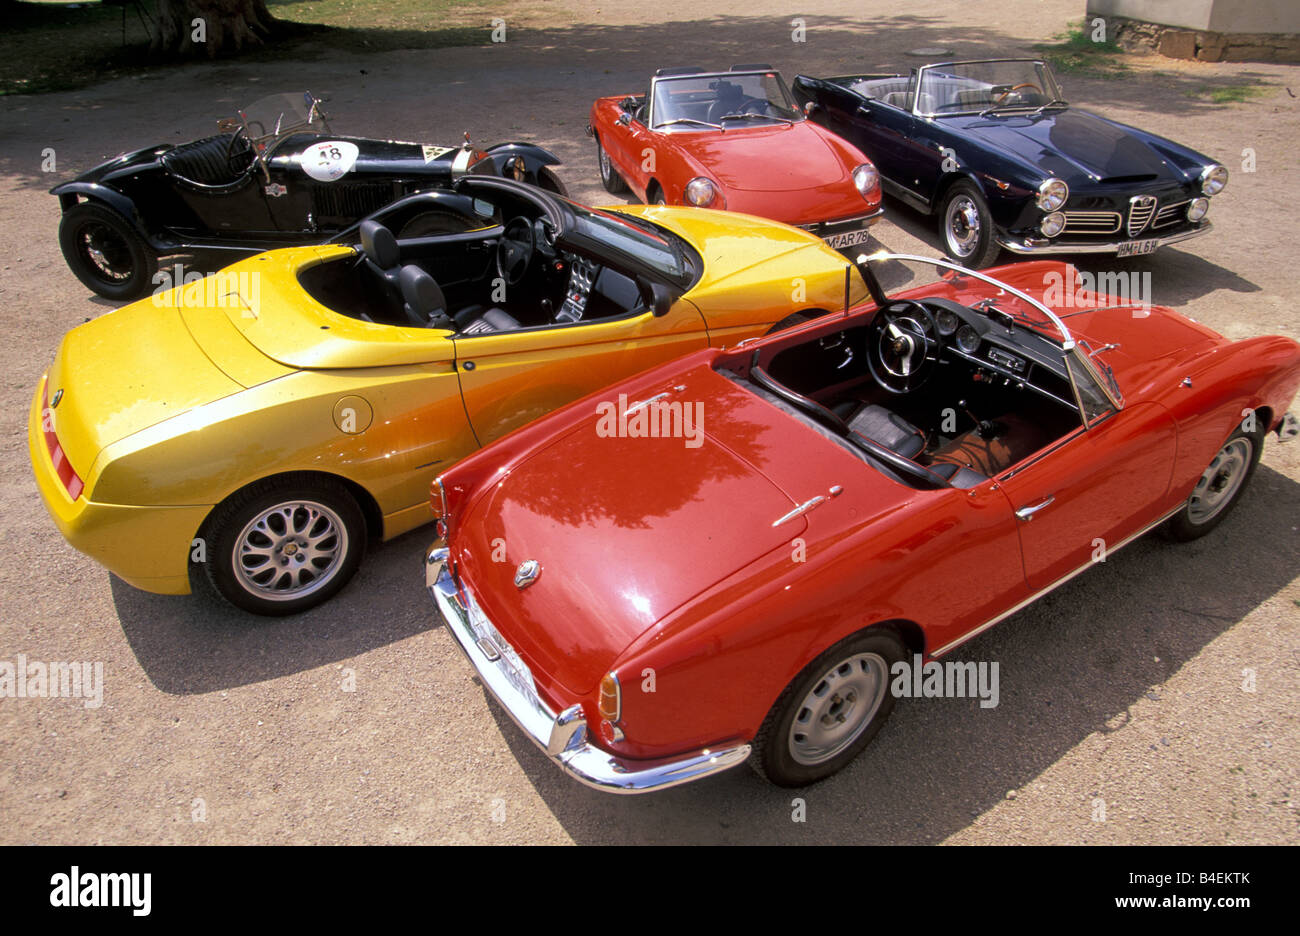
xmin=0 ymin=0 xmax=1297 ymax=845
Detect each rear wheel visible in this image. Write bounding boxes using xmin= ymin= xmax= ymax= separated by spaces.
xmin=203 ymin=476 xmax=367 ymax=616
xmin=58 ymin=201 xmax=157 ymax=300
xmin=595 ymin=135 xmax=628 ymax=194
xmin=1163 ymin=426 xmax=1262 ymax=541
xmin=750 ymin=628 xmax=905 ymax=786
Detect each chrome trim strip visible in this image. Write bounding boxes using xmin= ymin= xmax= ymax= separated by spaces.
xmin=998 ymin=222 xmax=1211 ymax=256
xmin=930 ymin=504 xmax=1182 ymax=658
xmin=426 ymin=546 xmax=751 ymax=793
xmin=1061 ymin=210 xmax=1121 ymax=235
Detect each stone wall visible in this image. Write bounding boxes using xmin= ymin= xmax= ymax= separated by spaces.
xmin=1104 ymin=15 xmax=1300 ymax=62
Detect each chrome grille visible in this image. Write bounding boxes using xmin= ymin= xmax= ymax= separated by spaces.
xmin=1151 ymin=200 xmax=1189 ymax=229
xmin=1127 ymin=195 xmax=1158 ymax=237
xmin=1062 ymin=210 xmax=1121 ymax=235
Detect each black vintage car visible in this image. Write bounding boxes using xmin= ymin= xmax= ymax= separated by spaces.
xmin=52 ymin=92 xmax=567 ymax=299
xmin=793 ymin=59 xmax=1228 ymax=268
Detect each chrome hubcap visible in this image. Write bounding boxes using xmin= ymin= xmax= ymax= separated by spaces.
xmin=1187 ymin=438 xmax=1252 ymax=524
xmin=233 ymin=500 xmax=347 ymax=601
xmin=598 ymin=143 xmax=611 ymax=179
xmin=788 ymin=652 xmax=888 ymax=766
xmin=945 ymin=196 xmax=980 ymax=256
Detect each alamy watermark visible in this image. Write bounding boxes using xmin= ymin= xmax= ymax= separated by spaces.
xmin=152 ymin=265 xmax=261 ymax=316
xmin=890 ymin=654 xmax=999 ymax=709
xmin=0 ymin=654 xmax=103 ymax=708
xmin=595 ymin=392 xmax=704 ymax=449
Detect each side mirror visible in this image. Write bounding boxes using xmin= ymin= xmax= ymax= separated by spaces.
xmin=803 ymin=101 xmax=820 ymax=117
xmin=217 ymin=117 xmax=240 ymax=133
xmin=647 ymin=282 xmax=675 ymax=317
xmin=617 ymin=113 xmax=632 ymax=127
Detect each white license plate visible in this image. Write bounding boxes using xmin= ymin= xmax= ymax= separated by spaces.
xmin=1117 ymin=238 xmax=1158 ymax=257
xmin=824 ymin=228 xmax=872 ymax=250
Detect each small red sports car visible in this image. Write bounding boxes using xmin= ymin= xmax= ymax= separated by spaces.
xmin=426 ymin=254 xmax=1300 ymax=792
xmin=588 ymin=65 xmax=884 ymax=253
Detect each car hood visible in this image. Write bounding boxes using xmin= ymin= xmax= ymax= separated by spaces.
xmin=267 ymin=133 xmax=460 ymax=177
xmin=951 ymin=108 xmax=1188 ymax=184
xmin=215 ymin=246 xmax=456 ymax=369
xmin=453 ymin=364 xmax=814 ymax=696
xmin=673 ymin=121 xmax=851 ymax=192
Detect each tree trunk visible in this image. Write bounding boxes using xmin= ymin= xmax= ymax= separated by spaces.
xmin=150 ymin=0 xmax=283 ymax=58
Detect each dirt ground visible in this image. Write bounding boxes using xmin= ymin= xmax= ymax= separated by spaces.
xmin=1 ymin=0 xmax=1297 ymax=845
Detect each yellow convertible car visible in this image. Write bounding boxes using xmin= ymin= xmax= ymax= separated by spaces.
xmin=30 ymin=177 xmax=867 ymax=615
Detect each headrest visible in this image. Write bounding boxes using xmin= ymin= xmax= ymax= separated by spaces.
xmin=360 ymin=220 xmax=399 ymax=269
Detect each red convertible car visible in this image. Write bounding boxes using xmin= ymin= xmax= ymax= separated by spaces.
xmin=588 ymin=66 xmax=884 ymax=252
xmin=426 ymin=254 xmax=1300 ymax=792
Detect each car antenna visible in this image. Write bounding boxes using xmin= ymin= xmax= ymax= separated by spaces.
xmin=843 ymin=265 xmax=851 ymax=313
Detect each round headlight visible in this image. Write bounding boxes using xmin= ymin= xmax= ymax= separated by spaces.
xmin=852 ymin=163 xmax=879 ymax=197
xmin=1187 ymin=197 xmax=1210 ymax=221
xmin=1201 ymin=164 xmax=1228 ymax=196
xmin=685 ymin=177 xmax=718 ymax=207
xmin=509 ymin=156 xmax=527 ymax=182
xmin=1036 ymin=178 xmax=1069 ymax=212
xmin=1040 ymin=211 xmax=1066 ymax=237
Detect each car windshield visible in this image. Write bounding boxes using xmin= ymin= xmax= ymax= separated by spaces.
xmin=651 ymin=71 xmax=802 ymax=129
xmin=235 ymin=92 xmax=326 ymax=143
xmin=569 ymin=202 xmax=687 ymax=280
xmin=917 ymin=61 xmax=1064 ymax=117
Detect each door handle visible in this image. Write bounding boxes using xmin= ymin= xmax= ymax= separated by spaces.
xmin=1015 ymin=495 xmax=1055 ymax=521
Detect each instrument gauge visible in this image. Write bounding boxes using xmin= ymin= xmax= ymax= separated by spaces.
xmin=956 ymin=325 xmax=980 ymax=354
xmin=935 ymin=309 xmax=960 ymax=336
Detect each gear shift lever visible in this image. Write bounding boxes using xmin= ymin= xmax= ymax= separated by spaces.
xmin=959 ymin=399 xmax=998 ymax=439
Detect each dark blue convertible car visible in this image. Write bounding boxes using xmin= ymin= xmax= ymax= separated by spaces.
xmin=793 ymin=59 xmax=1227 ymax=268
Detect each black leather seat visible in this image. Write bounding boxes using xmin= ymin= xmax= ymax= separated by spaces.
xmin=929 ymin=461 xmax=988 ymax=490
xmin=452 ymin=303 xmax=521 ymax=335
xmin=834 ymin=402 xmax=926 ymax=459
xmin=161 ymin=134 xmax=251 ymax=187
xmin=398 ymin=265 xmax=455 ymax=329
xmin=397 ymin=264 xmax=520 ymax=334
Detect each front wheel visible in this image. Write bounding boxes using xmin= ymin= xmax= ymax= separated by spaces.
xmin=594 ymin=134 xmax=628 ymax=194
xmin=537 ymin=166 xmax=568 ymax=197
xmin=202 ymin=476 xmax=367 ymax=616
xmin=1163 ymin=426 xmax=1262 ymax=541
xmin=749 ymin=628 xmax=905 ymax=787
xmin=936 ymin=181 xmax=1001 ymax=269
xmin=57 ymin=201 xmax=157 ymax=301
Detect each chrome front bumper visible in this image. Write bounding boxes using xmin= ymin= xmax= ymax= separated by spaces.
xmin=998 ymin=221 xmax=1212 ymax=255
xmin=425 ymin=546 xmax=751 ymax=794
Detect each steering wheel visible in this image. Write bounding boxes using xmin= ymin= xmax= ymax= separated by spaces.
xmin=497 ymin=216 xmax=535 ymax=286
xmin=993 ymin=82 xmax=1042 ymax=105
xmin=740 ymin=99 xmax=771 ymax=116
xmin=866 ymin=300 xmax=941 ymax=395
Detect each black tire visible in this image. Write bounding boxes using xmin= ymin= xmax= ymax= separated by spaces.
xmin=936 ymin=181 xmax=1001 ymax=269
xmin=537 ymin=166 xmax=568 ymax=197
xmin=766 ymin=312 xmax=811 ymax=335
xmin=57 ymin=201 xmax=157 ymax=301
xmin=649 ymin=186 xmax=668 ymax=206
xmin=202 ymin=475 xmax=367 ymax=616
xmin=1163 ymin=425 xmax=1262 ymax=542
xmin=749 ymin=628 xmax=906 ymax=787
xmin=594 ymin=135 xmax=628 ymax=194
